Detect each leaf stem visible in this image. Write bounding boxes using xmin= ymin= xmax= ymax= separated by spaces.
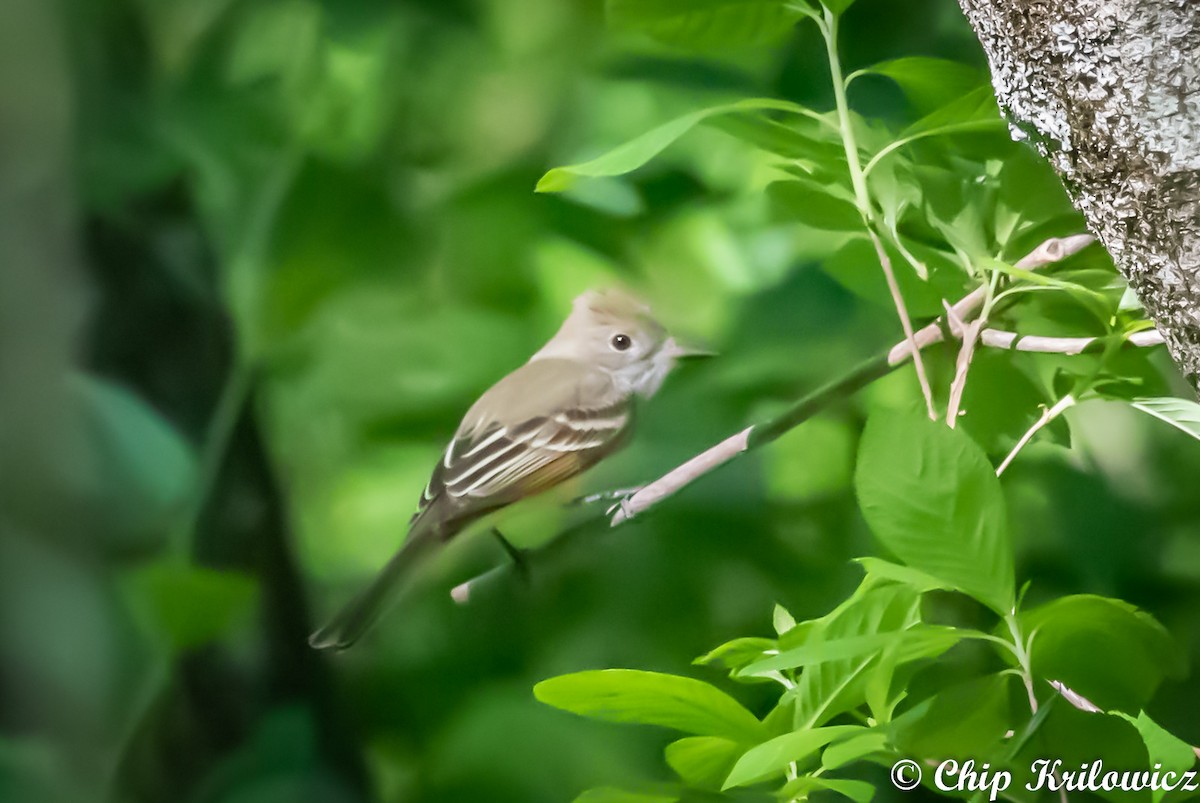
xmin=1003 ymin=613 xmax=1039 ymax=714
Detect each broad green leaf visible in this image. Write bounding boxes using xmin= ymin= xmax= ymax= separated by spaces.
xmin=607 ymin=0 xmax=801 ymax=49
xmin=891 ymin=674 xmax=1013 ymax=759
xmin=1110 ymin=712 xmax=1196 ymax=803
xmin=127 ymin=563 xmax=259 ymax=652
xmin=1010 ymin=703 xmax=1150 ymax=803
xmin=538 ymin=99 xmax=820 ymax=192
xmin=573 ymin=789 xmax=677 ymax=803
xmin=856 ymin=409 xmax=1015 ymax=613
xmin=1131 ymin=397 xmax=1200 ymax=442
xmin=864 ymin=57 xmax=985 ymax=116
xmin=664 ymin=736 xmax=741 ymax=790
xmin=779 ymin=775 xmax=876 ymax=803
xmin=1017 ymin=595 xmax=1182 ymax=712
xmin=768 ymin=179 xmax=862 ymax=231
xmin=722 ymin=726 xmax=863 ymax=788
xmin=821 ymin=730 xmax=887 ymax=769
xmin=534 ymin=670 xmax=765 ymax=743
xmin=854 ymin=558 xmax=953 ymax=594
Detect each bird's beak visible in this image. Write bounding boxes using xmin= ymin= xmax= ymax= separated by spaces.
xmin=664 ymin=337 xmax=716 ymax=360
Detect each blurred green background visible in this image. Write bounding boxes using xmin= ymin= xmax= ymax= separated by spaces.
xmin=3 ymin=0 xmax=1200 ymax=802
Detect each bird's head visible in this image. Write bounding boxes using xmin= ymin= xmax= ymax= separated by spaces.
xmin=532 ymin=289 xmax=708 ymax=398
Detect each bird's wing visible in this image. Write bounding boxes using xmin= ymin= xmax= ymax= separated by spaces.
xmin=418 ymin=362 xmax=631 ymax=524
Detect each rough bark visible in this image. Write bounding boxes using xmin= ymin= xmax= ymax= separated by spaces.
xmin=958 ymin=0 xmax=1200 ymax=390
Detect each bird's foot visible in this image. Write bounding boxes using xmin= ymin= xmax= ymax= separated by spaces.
xmin=573 ymin=485 xmax=643 ymax=507
xmin=604 ymin=491 xmax=638 ymax=522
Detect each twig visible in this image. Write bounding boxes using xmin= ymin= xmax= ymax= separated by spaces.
xmin=996 ymin=394 xmax=1077 ymax=476
xmin=870 ymin=229 xmax=939 ymax=420
xmin=982 ymin=328 xmax=1163 ymax=354
xmin=944 ymin=300 xmax=985 ymax=427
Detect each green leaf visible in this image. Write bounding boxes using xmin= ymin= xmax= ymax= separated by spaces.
xmin=900 ymin=85 xmax=1003 ymax=138
xmin=864 ymin=57 xmax=986 ymax=116
xmin=664 ymin=736 xmax=741 ymax=790
xmin=821 ymin=730 xmax=887 ymax=769
xmin=607 ymin=0 xmax=801 ymax=50
xmin=768 ymin=179 xmax=862 ymax=231
xmin=820 ymin=236 xmax=954 ymax=317
xmin=1018 ymin=595 xmax=1182 ymax=712
xmin=779 ymin=776 xmax=876 ymax=803
xmin=722 ymin=726 xmax=863 ymax=789
xmin=792 ymin=581 xmax=923 ymax=728
xmin=855 ymin=409 xmax=1015 ymax=613
xmin=537 ymin=99 xmax=823 ymax=192
xmin=891 ymin=674 xmax=1013 ymax=759
xmin=773 ymin=604 xmax=798 ymax=636
xmin=1110 ymin=712 xmax=1196 ymax=803
xmin=572 ymin=789 xmax=677 ymax=803
xmin=534 ymin=670 xmax=765 ymax=743
xmin=738 ymin=626 xmax=963 ymax=677
xmin=694 ymin=637 xmax=777 ymax=673
xmin=127 ymin=563 xmax=259 ymax=652
xmin=854 ymin=558 xmax=954 ymax=594
xmin=1131 ymin=397 xmax=1200 ymax=442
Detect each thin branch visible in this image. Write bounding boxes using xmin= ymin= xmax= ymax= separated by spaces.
xmin=996 ymin=394 xmax=1077 ymax=476
xmin=870 ymin=229 xmax=939 ymax=419
xmin=944 ymin=301 xmax=985 ymax=427
xmin=982 ymin=327 xmax=1163 ymax=354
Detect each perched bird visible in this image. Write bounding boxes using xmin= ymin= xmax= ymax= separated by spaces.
xmin=309 ymin=289 xmax=703 ymax=650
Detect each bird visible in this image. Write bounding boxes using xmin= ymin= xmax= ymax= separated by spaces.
xmin=308 ymin=288 xmax=703 ymax=650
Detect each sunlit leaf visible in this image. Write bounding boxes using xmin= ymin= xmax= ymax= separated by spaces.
xmin=738 ymin=625 xmax=963 ymax=676
xmin=856 ymin=409 xmax=1015 ymax=614
xmin=534 ymin=670 xmax=765 ymax=743
xmin=1110 ymin=711 xmax=1196 ymax=803
xmin=538 ymin=99 xmax=822 ymax=192
xmin=779 ymin=775 xmax=876 ymax=803
xmin=694 ymin=637 xmax=776 ymax=672
xmin=664 ymin=736 xmax=740 ymax=789
xmin=854 ymin=558 xmax=954 ymax=594
xmin=792 ymin=581 xmax=923 ymax=728
xmin=821 ymin=730 xmax=887 ymax=769
xmin=722 ymin=726 xmax=863 ymax=788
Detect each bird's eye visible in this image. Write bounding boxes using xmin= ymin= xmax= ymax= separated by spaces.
xmin=610 ymin=333 xmax=632 ymax=351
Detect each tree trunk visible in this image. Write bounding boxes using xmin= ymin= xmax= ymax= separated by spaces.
xmin=958 ymin=0 xmax=1200 ymax=390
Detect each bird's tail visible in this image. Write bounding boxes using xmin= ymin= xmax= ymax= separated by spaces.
xmin=308 ymin=515 xmax=441 ymax=651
